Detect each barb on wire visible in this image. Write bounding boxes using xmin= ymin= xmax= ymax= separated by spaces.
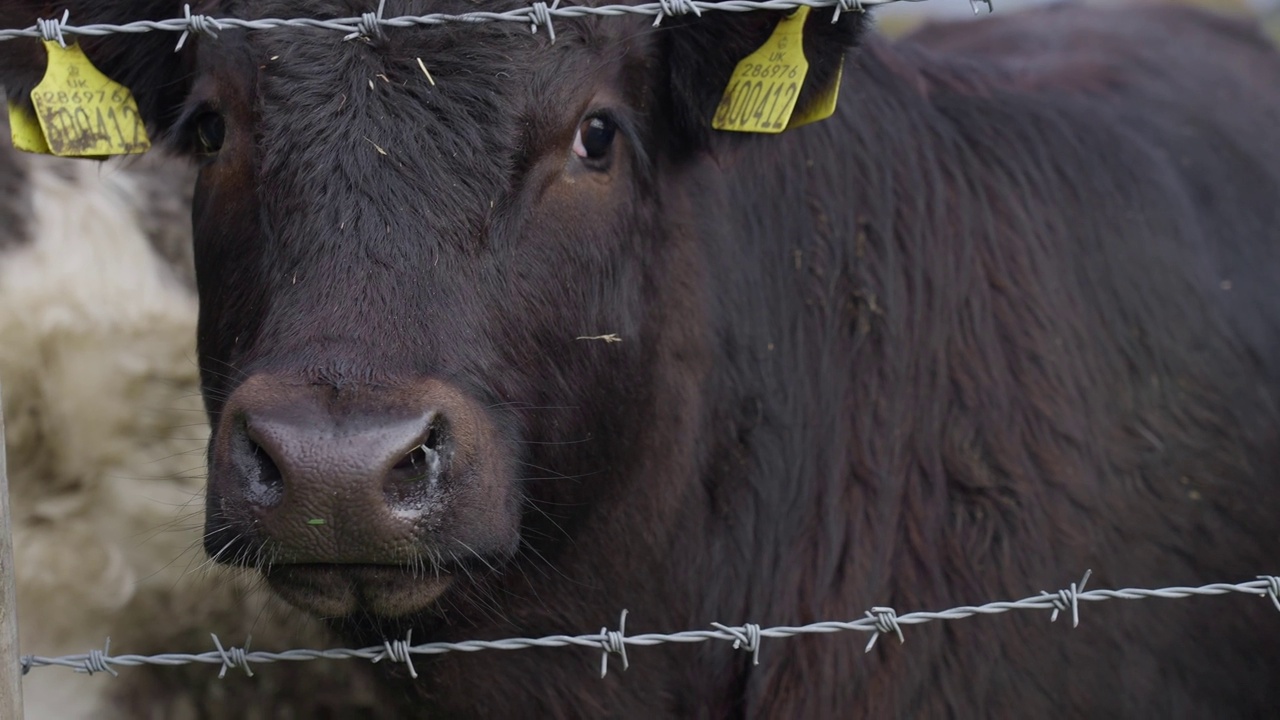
xmin=863 ymin=607 xmax=904 ymax=652
xmin=35 ymin=10 xmax=69 ymax=48
xmin=344 ymin=0 xmax=387 ymax=41
xmin=373 ymin=630 xmax=417 ymax=679
xmin=1041 ymin=569 xmax=1092 ymax=627
xmin=0 ymin=0 xmax=988 ymax=46
xmin=176 ymin=4 xmax=221 ymax=51
xmin=711 ymin=621 xmax=762 ymax=665
xmin=16 ymin=575 xmax=1280 ymax=681
xmin=528 ymin=0 xmax=562 ymax=41
xmin=832 ymin=0 xmax=863 ymax=22
xmin=599 ymin=609 xmax=629 ymax=678
xmin=211 ymin=634 xmax=254 ymax=678
xmin=78 ymin=638 xmax=118 ymax=677
xmin=654 ymin=0 xmax=703 ymax=26
xmin=1263 ymin=575 xmax=1280 ymax=612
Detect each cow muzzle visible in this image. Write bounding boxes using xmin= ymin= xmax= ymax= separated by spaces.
xmin=204 ymin=374 xmax=518 ymax=617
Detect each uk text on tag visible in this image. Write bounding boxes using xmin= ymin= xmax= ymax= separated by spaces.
xmin=8 ymin=100 xmax=51 ymax=154
xmin=30 ymin=41 xmax=151 ymax=157
xmin=712 ymin=8 xmax=811 ymax=134
xmin=788 ymin=58 xmax=844 ymax=130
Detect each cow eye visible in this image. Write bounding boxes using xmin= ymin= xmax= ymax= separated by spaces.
xmin=195 ymin=112 xmax=226 ymax=154
xmin=572 ymin=115 xmax=617 ymax=165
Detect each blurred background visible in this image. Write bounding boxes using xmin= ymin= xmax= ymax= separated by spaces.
xmin=874 ymin=0 xmax=1280 ymax=36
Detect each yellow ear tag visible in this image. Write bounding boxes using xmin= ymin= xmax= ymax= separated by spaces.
xmin=712 ymin=7 xmax=811 ymax=134
xmin=29 ymin=40 xmax=151 ymax=157
xmin=788 ymin=57 xmax=843 ymax=130
xmin=7 ymin=99 xmax=51 ymax=154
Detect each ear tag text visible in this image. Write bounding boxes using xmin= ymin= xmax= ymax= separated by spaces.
xmin=29 ymin=40 xmax=151 ymax=157
xmin=712 ymin=8 xmax=812 ymax=134
xmin=788 ymin=57 xmax=843 ymax=129
xmin=8 ymin=100 xmax=51 ymax=154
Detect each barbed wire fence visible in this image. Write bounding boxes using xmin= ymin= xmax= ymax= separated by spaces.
xmin=0 ymin=0 xmax=993 ymax=50
xmin=16 ymin=572 xmax=1280 ymax=681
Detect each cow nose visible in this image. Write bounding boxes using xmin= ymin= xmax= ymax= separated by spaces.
xmin=207 ymin=375 xmax=477 ymax=564
xmin=234 ymin=406 xmax=448 ymax=513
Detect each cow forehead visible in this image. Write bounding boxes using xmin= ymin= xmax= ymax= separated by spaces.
xmin=249 ymin=26 xmax=534 ymax=177
xmin=201 ymin=0 xmax=652 ymax=139
xmin=195 ymin=3 xmax=649 ymax=234
xmin=185 ymin=3 xmax=664 ymax=286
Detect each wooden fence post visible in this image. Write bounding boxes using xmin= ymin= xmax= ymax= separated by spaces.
xmin=0 ymin=383 xmax=24 ymax=719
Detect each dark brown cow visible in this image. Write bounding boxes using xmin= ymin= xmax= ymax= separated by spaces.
xmin=5 ymin=1 xmax=1280 ymax=717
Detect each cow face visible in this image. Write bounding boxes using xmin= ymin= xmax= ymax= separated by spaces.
xmin=0 ymin=0 xmax=857 ymax=623
xmin=188 ymin=2 xmax=675 ymax=620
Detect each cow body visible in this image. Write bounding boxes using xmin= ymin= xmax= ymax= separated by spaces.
xmin=4 ymin=1 xmax=1280 ymax=717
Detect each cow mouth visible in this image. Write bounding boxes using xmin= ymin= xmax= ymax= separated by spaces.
xmin=265 ymin=564 xmax=455 ymax=618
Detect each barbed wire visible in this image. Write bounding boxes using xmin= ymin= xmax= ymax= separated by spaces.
xmin=17 ymin=572 xmax=1280 ymax=680
xmin=0 ymin=0 xmax=992 ymax=50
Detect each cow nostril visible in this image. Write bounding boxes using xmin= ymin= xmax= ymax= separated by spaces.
xmin=389 ymin=416 xmax=449 ymax=488
xmin=393 ymin=445 xmax=435 ymax=475
xmin=423 ymin=420 xmax=443 ymax=453
xmin=248 ymin=443 xmax=285 ymax=507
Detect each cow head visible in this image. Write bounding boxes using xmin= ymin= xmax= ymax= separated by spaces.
xmin=1 ymin=1 xmax=859 ymax=626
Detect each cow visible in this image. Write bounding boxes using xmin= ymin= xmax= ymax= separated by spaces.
xmin=0 ymin=116 xmax=392 ymax=718
xmin=5 ymin=0 xmax=1280 ymax=716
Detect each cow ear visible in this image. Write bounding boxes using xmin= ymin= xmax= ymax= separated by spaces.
xmin=662 ymin=8 xmax=865 ymax=147
xmin=0 ymin=1 xmax=192 ymax=138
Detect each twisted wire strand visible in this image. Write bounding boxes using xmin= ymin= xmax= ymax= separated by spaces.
xmin=0 ymin=0 xmax=964 ymax=45
xmin=18 ymin=575 xmax=1280 ymax=678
